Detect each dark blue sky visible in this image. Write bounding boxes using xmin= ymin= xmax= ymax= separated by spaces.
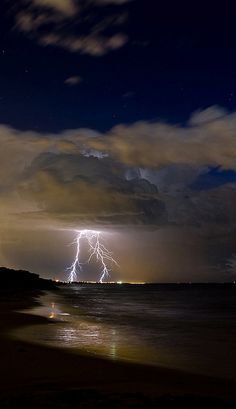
xmin=1 ymin=1 xmax=236 ymax=133
xmin=192 ymin=168 xmax=236 ymax=191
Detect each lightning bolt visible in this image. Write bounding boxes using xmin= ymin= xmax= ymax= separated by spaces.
xmin=67 ymin=231 xmax=83 ymax=283
xmin=67 ymin=230 xmax=118 ymax=283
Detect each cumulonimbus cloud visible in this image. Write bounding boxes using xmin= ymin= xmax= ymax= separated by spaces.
xmin=1 ymin=106 xmax=236 ymax=231
xmin=81 ymin=106 xmax=236 ymax=169
xmin=0 ymin=125 xmax=166 ymax=228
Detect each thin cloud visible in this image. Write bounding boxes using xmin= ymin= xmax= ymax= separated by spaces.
xmin=64 ymin=76 xmax=83 ymax=86
xmin=40 ymin=33 xmax=127 ymax=56
xmin=30 ymin=0 xmax=77 ymax=16
xmin=95 ymin=0 xmax=132 ymax=4
xmin=13 ymin=0 xmax=129 ymax=56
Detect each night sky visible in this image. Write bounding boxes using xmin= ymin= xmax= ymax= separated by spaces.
xmin=1 ymin=0 xmax=236 ymax=282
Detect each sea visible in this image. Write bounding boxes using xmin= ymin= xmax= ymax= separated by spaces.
xmin=14 ymin=283 xmax=236 ymax=381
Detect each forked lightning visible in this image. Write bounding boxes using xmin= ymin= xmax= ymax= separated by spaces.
xmin=67 ymin=230 xmax=118 ymax=283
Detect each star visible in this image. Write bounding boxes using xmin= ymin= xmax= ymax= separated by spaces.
xmin=228 ymin=91 xmax=234 ymax=102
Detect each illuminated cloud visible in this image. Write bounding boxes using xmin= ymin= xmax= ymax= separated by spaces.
xmin=95 ymin=0 xmax=132 ymax=4
xmin=30 ymin=0 xmax=77 ymax=16
xmin=188 ymin=106 xmax=228 ymax=126
xmin=0 ymin=126 xmax=166 ymax=229
xmin=0 ymin=107 xmax=236 ymax=279
xmin=83 ymin=106 xmax=236 ymax=169
xmin=40 ymin=33 xmax=127 ymax=56
xmin=13 ymin=0 xmax=129 ymax=56
xmin=1 ymin=106 xmax=236 ymax=234
xmin=64 ymin=76 xmax=83 ymax=86
xmin=20 ymin=153 xmax=167 ymax=226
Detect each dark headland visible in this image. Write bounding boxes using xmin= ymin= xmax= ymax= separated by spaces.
xmin=0 ymin=266 xmax=56 ymax=291
xmin=0 ymin=267 xmax=235 ymax=409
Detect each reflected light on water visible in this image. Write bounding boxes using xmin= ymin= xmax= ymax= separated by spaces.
xmin=13 ymin=287 xmax=236 ymax=380
xmin=110 ymin=329 xmax=117 ymax=359
xmin=14 ymin=292 xmax=160 ymax=367
xmin=49 ymin=302 xmax=56 ymax=319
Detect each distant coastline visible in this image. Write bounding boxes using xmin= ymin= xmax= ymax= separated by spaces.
xmin=1 ymin=265 xmax=235 ymax=289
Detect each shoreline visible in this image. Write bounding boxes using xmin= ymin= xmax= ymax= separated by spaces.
xmin=0 ymin=289 xmax=236 ymax=407
xmin=12 ymin=289 xmax=236 ymax=381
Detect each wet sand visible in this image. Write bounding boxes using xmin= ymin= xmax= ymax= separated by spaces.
xmin=0 ymin=290 xmax=235 ymax=408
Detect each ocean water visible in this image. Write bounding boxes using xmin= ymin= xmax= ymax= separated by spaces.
xmin=15 ymin=284 xmax=236 ymax=380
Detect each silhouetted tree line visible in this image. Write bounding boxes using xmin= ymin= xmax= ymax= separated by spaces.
xmin=0 ymin=267 xmax=56 ymax=290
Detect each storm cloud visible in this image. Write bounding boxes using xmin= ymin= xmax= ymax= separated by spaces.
xmin=82 ymin=106 xmax=236 ymax=169
xmin=1 ymin=106 xmax=236 ymax=279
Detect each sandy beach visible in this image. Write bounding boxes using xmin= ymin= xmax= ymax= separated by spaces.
xmin=0 ymin=289 xmax=235 ymax=408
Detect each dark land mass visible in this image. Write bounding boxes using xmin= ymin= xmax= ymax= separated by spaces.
xmin=0 ymin=268 xmax=235 ymax=408
xmin=0 ymin=266 xmax=56 ymax=291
